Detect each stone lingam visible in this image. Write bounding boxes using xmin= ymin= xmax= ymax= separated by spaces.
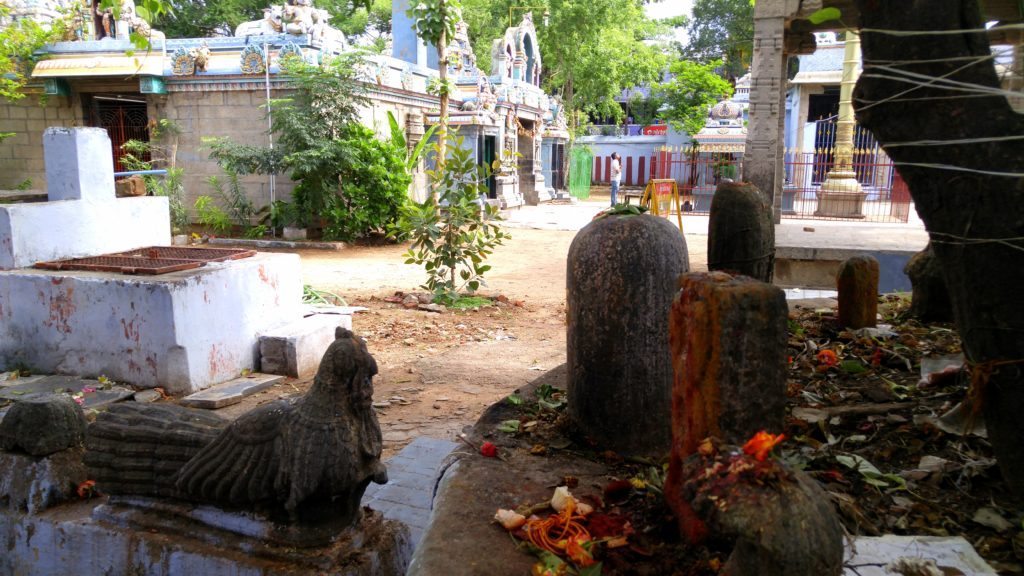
xmin=84 ymin=328 xmax=403 ymax=559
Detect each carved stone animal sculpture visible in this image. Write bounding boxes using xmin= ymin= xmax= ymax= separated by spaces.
xmin=85 ymin=328 xmax=387 ymax=528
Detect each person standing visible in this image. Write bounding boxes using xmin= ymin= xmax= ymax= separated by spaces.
xmin=610 ymin=152 xmax=622 ymax=206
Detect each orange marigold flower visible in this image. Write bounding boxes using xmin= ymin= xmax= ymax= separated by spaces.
xmin=77 ymin=480 xmax=97 ymax=499
xmin=742 ymin=431 xmax=786 ymax=462
xmin=565 ymin=535 xmax=596 ymax=567
xmin=816 ymin=349 xmax=839 ymax=367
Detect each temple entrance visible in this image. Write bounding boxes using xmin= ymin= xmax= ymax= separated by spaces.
xmin=84 ymin=94 xmax=150 ymax=173
xmin=517 ymin=120 xmax=536 ymax=204
xmin=478 ymin=134 xmax=496 ymax=198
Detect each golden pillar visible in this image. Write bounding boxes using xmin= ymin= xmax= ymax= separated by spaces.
xmin=817 ymin=31 xmax=866 ymax=217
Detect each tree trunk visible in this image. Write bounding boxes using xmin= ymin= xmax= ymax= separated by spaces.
xmin=854 ymin=0 xmax=1024 ymax=496
xmin=434 ymin=24 xmax=448 ymax=206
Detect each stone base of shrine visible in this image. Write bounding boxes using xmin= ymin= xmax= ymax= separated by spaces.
xmin=0 ymin=253 xmax=302 ymax=394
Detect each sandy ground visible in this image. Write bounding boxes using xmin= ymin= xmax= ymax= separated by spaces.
xmin=212 ymin=199 xmax=709 ymax=457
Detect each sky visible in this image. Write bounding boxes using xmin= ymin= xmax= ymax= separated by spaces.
xmin=644 ymin=0 xmax=694 ymax=44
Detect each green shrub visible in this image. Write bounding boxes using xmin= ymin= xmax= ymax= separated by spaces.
xmin=400 ymin=136 xmax=509 ymax=301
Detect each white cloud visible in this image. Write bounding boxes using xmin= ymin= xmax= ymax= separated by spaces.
xmin=644 ymin=0 xmax=693 ymax=44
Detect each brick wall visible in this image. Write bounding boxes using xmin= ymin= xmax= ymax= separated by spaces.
xmin=0 ymin=95 xmax=82 ymax=190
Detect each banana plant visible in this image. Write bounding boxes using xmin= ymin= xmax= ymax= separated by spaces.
xmin=387 ymin=111 xmax=439 ymax=173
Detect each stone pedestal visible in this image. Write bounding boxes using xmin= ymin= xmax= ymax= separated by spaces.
xmin=0 ymin=253 xmax=303 ymax=394
xmin=1 ymin=128 xmax=170 ymax=270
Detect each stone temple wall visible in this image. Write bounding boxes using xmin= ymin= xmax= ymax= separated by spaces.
xmin=0 ymin=87 xmax=433 ymax=218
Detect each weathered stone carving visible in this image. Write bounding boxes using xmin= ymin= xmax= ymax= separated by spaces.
xmin=0 ymin=395 xmax=87 ymax=456
xmin=86 ymin=328 xmax=387 ymax=530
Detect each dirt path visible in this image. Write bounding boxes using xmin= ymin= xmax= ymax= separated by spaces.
xmin=220 ymin=207 xmax=707 ymax=458
xmin=290 ymin=228 xmax=580 ymax=457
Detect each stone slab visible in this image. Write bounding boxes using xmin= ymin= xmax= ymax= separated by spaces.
xmin=842 ymin=535 xmax=996 ymax=575
xmin=1 ymin=501 xmax=412 ymax=575
xmin=209 ymin=237 xmax=347 ymax=251
xmin=259 ymin=314 xmax=351 ymax=378
xmin=361 ymin=436 xmax=457 ymax=547
xmin=0 ymin=375 xmax=133 ymax=410
xmin=180 ymin=373 xmax=283 ymax=409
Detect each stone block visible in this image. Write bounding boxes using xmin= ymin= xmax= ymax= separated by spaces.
xmin=43 ymin=127 xmax=115 ymax=202
xmin=24 ymin=106 xmax=45 ymax=120
xmin=8 ymin=106 xmax=27 ymax=119
xmin=0 ymin=448 xmax=88 ymax=514
xmin=114 ymin=175 xmax=147 ymax=197
xmin=836 ymin=255 xmax=880 ymax=329
xmin=259 ymin=313 xmax=352 ymax=377
xmin=179 ymin=373 xmax=284 ymax=409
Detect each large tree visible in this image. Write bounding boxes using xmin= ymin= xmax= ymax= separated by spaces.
xmin=852 ymin=0 xmax=1024 ymax=495
xmin=682 ymin=0 xmax=753 ymax=80
xmin=656 ymin=58 xmax=734 ymax=136
xmin=460 ymin=0 xmax=668 ymax=129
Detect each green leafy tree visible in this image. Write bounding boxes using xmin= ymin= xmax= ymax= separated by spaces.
xmin=682 ymin=0 xmax=753 ymax=80
xmin=0 ymin=4 xmax=71 ymax=140
xmin=152 ymin=0 xmax=268 ymax=37
xmin=206 ymin=54 xmax=410 ymax=241
xmin=400 ymin=135 xmax=509 ymax=302
xmin=656 ymin=59 xmax=733 ymax=136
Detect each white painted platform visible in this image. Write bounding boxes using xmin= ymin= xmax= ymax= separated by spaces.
xmin=0 ymin=128 xmax=170 ymax=270
xmin=0 ymin=253 xmax=302 ymax=394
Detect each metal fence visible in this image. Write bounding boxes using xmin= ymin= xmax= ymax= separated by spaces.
xmin=590 ymin=145 xmax=912 ymax=223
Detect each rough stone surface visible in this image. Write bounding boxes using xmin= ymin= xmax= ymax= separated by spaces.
xmin=86 ymin=328 xmax=388 ymax=543
xmin=668 ymin=272 xmax=788 ymax=458
xmin=0 ymin=375 xmax=133 ymax=410
xmin=0 ymin=394 xmax=87 ymax=456
xmin=904 ymin=242 xmax=952 ymax=322
xmin=180 ymin=373 xmax=284 ymax=409
xmin=708 ymin=181 xmax=775 ymax=282
xmin=666 ymin=438 xmax=843 ymax=576
xmin=114 ymin=175 xmax=146 ymax=197
xmin=259 ymin=313 xmax=351 ymax=378
xmin=1 ymin=503 xmax=412 ymax=575
xmin=836 ymin=255 xmax=880 ymax=329
xmin=0 ymin=447 xmax=88 ymax=514
xmin=566 ymin=214 xmax=689 ymax=457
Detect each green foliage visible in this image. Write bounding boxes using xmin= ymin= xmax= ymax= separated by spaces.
xmin=0 ymin=4 xmax=70 ymax=117
xmin=656 ymin=59 xmax=734 ymax=136
xmin=316 ymin=124 xmax=412 ymax=241
xmin=400 ymin=136 xmax=509 ymax=301
xmin=682 ymin=0 xmax=753 ymax=80
xmin=302 ymin=284 xmax=347 ymax=305
xmin=407 ymin=0 xmax=462 ymax=49
xmin=627 ymin=93 xmax=664 ymax=127
xmin=194 ymin=195 xmax=232 ymax=235
xmin=205 ymin=169 xmax=255 ymax=229
xmin=152 ymin=0 xmax=374 ymax=39
xmin=205 ymin=55 xmax=409 ymax=241
xmin=121 ymin=134 xmax=189 ymax=234
xmin=386 ymin=110 xmax=438 ymax=171
xmin=14 ymin=178 xmax=32 ymax=191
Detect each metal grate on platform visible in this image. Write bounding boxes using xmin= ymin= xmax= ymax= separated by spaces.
xmin=33 ymin=246 xmax=256 ymax=275
xmin=115 ymin=246 xmax=256 ymax=262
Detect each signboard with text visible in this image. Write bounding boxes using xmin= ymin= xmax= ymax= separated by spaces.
xmin=642 ymin=124 xmax=668 ymax=136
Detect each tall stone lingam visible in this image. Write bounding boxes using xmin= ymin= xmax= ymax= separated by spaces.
xmin=566 ymin=213 xmax=688 ymax=457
